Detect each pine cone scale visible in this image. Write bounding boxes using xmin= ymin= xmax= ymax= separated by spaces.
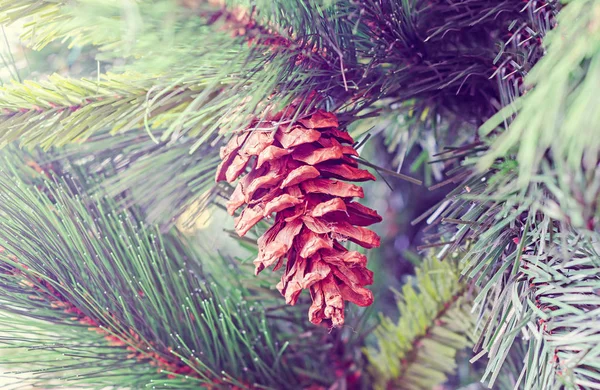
xmin=256 ymin=145 xmax=292 ymax=168
xmin=300 ymin=179 xmax=365 ymax=198
xmin=281 ymin=165 xmax=320 ymax=188
xmin=291 ymin=143 xmax=344 ymax=165
xmin=276 ymin=126 xmax=321 ymax=149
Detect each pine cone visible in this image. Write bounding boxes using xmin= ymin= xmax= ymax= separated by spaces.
xmin=216 ymin=110 xmax=381 ymax=326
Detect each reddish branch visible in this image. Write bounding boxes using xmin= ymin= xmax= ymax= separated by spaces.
xmin=0 ymin=248 xmax=243 ymax=388
xmin=2 ymin=98 xmax=100 ymax=116
xmin=198 ymin=0 xmax=330 ymax=70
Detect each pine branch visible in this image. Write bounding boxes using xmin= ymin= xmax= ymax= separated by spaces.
xmin=479 ymin=0 xmax=596 ymax=195
xmin=49 ymin=128 xmax=221 ymax=229
xmin=359 ymin=0 xmax=552 ymax=122
xmin=417 ymin=158 xmax=572 ymax=389
xmin=0 ymin=310 xmax=159 ymax=388
xmin=409 ymin=4 xmax=600 ymax=388
xmin=423 ymin=160 xmax=600 ymax=389
xmin=1 ymin=0 xmax=558 ymax=158
xmin=0 ymin=0 xmax=214 ymax=55
xmin=1 ymin=12 xmax=329 ymax=151
xmin=471 ymin=224 xmax=600 ymax=390
xmin=521 ymin=240 xmax=600 ymax=390
xmin=0 ymin=1 xmax=65 ymax=50
xmin=0 ymin=1 xmax=351 ymax=152
xmin=342 ymin=0 xmax=557 ymax=185
xmin=365 ymin=254 xmax=476 ymax=390
xmin=222 ymin=0 xmax=363 ymax=70
xmin=1 ymin=260 xmax=214 ymax=384
xmin=0 ymin=59 xmax=298 ymax=152
xmin=348 ymin=98 xmax=477 ymax=185
xmin=0 ymin=146 xmax=301 ymax=388
xmin=0 ymin=72 xmax=202 ymax=149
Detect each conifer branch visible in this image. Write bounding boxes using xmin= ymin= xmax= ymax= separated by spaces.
xmin=53 ymin=128 xmax=221 ymax=229
xmin=0 ymin=147 xmax=302 ymax=388
xmin=479 ymin=0 xmax=597 ymax=204
xmin=0 ymin=72 xmax=202 ymax=149
xmin=365 ymin=254 xmax=476 ymax=390
xmin=0 ymin=0 xmax=214 ymax=53
xmin=471 ymin=225 xmax=600 ymax=390
xmin=0 ymin=310 xmax=158 ymax=388
xmin=343 ymin=0 xmax=557 ymax=178
xmin=1 ymin=259 xmax=225 ymax=385
xmin=0 ymin=1 xmax=65 ymax=50
xmin=413 ymin=3 xmax=600 ymax=388
xmin=0 ymin=1 xmax=596 ymax=389
xmin=0 ymin=1 xmax=350 ymax=153
xmin=520 ymin=241 xmax=600 ymax=389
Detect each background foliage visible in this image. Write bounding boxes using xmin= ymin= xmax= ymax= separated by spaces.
xmin=0 ymin=0 xmax=598 ymax=389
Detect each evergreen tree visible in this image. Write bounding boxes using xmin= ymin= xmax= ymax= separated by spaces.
xmin=0 ymin=0 xmax=597 ymax=389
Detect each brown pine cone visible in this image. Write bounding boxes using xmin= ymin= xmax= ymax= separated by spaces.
xmin=216 ymin=110 xmax=381 ymax=327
